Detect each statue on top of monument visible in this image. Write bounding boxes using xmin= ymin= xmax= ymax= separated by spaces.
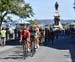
xmin=55 ymin=2 xmax=59 ymax=10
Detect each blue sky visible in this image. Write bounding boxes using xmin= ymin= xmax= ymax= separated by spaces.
xmin=25 ymin=0 xmax=75 ymax=20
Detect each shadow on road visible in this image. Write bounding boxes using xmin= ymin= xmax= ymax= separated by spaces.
xmin=0 ymin=56 xmax=23 ymax=60
xmin=0 ymin=46 xmax=31 ymax=60
xmin=43 ymin=36 xmax=75 ymax=62
xmin=43 ymin=36 xmax=69 ymax=50
xmin=6 ymin=39 xmax=20 ymax=45
xmin=0 ymin=46 xmax=24 ymax=60
xmin=0 ymin=35 xmax=75 ymax=61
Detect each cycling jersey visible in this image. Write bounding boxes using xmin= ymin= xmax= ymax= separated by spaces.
xmin=20 ymin=29 xmax=30 ymax=41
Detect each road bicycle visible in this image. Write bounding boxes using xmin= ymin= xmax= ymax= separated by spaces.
xmin=30 ymin=36 xmax=36 ymax=57
xmin=22 ymin=38 xmax=28 ymax=59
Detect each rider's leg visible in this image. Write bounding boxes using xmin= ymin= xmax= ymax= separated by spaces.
xmin=36 ymin=37 xmax=40 ymax=48
xmin=34 ymin=37 xmax=37 ymax=48
xmin=26 ymin=41 xmax=31 ymax=52
xmin=35 ymin=37 xmax=40 ymax=48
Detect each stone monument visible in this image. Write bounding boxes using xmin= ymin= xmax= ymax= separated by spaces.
xmin=54 ymin=2 xmax=64 ymax=30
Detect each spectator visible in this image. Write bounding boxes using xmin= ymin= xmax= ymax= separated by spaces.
xmin=45 ymin=28 xmax=49 ymax=42
xmin=49 ymin=28 xmax=55 ymax=44
xmin=0 ymin=28 xmax=6 ymax=46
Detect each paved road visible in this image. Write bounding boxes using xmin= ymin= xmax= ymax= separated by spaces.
xmin=0 ymin=35 xmax=75 ymax=62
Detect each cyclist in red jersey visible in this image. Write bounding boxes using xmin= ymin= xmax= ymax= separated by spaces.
xmin=20 ymin=26 xmax=30 ymax=51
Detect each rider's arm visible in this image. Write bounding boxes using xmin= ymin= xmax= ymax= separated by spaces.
xmin=27 ymin=31 xmax=30 ymax=41
xmin=44 ymin=30 xmax=45 ymax=37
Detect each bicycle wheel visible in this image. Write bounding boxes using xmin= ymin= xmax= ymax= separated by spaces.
xmin=22 ymin=42 xmax=27 ymax=59
xmin=31 ymin=39 xmax=36 ymax=57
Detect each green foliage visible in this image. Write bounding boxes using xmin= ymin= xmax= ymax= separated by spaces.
xmin=30 ymin=20 xmax=38 ymax=25
xmin=0 ymin=0 xmax=34 ymax=25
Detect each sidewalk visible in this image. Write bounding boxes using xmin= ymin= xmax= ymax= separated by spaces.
xmin=0 ymin=46 xmax=15 ymax=52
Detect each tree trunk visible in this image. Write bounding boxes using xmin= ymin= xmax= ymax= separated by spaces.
xmin=0 ymin=12 xmax=8 ymax=27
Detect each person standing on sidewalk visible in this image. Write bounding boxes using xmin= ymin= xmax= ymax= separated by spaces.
xmin=0 ymin=28 xmax=6 ymax=46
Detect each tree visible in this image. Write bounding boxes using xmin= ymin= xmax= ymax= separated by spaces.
xmin=29 ymin=20 xmax=38 ymax=26
xmin=0 ymin=0 xmax=34 ymax=26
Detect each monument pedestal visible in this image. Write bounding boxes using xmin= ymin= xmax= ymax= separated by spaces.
xmin=54 ymin=23 xmax=64 ymax=30
xmin=53 ymin=2 xmax=64 ymax=30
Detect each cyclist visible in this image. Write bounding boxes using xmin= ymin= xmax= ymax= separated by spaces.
xmin=34 ymin=25 xmax=40 ymax=48
xmin=29 ymin=26 xmax=36 ymax=56
xmin=20 ymin=26 xmax=30 ymax=51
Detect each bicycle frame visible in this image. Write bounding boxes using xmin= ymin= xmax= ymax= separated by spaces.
xmin=22 ymin=40 xmax=28 ymax=59
xmin=30 ymin=37 xmax=36 ymax=57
